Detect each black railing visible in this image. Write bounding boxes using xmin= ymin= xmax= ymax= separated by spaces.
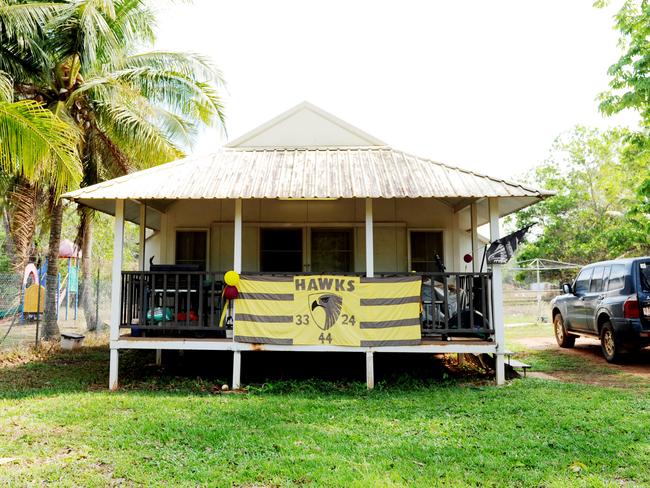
xmin=120 ymin=270 xmax=494 ymax=340
xmin=121 ymin=271 xmax=225 ymax=334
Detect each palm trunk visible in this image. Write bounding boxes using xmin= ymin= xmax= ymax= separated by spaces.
xmin=79 ymin=207 xmax=97 ymax=331
xmin=2 ymin=207 xmax=17 ymax=269
xmin=8 ymin=179 xmax=38 ymax=272
xmin=43 ymin=197 xmax=62 ymax=340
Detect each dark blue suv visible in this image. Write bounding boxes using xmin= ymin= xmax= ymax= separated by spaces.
xmin=551 ymin=257 xmax=650 ymax=362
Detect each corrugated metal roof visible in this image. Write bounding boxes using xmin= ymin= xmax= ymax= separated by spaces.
xmin=63 ymin=147 xmax=552 ymax=201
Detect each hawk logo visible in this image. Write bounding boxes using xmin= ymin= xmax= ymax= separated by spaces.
xmin=310 ymin=293 xmax=343 ymax=331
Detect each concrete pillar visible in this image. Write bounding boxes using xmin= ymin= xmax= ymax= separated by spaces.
xmin=232 ymin=350 xmax=241 ymax=389
xmin=366 ymin=351 xmax=375 ymax=390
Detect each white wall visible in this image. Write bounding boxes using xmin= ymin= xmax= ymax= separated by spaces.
xmin=147 ymin=198 xmax=462 ymax=273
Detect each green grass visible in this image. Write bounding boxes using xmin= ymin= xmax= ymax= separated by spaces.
xmin=1 ymin=346 xmax=649 ymax=487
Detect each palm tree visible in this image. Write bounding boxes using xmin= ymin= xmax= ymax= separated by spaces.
xmin=0 ymin=0 xmax=226 ymax=335
xmin=0 ymin=71 xmax=81 ymax=339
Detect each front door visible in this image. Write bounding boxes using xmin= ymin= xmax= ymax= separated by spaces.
xmin=260 ymin=228 xmax=303 ymax=272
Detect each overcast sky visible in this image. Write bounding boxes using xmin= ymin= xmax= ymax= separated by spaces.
xmin=154 ymin=0 xmax=638 ymax=179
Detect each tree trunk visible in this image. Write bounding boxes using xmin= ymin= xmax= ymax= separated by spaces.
xmin=2 ymin=207 xmax=17 ymax=269
xmin=79 ymin=207 xmax=97 ymax=331
xmin=8 ymin=179 xmax=38 ymax=272
xmin=43 ymin=197 xmax=62 ymax=340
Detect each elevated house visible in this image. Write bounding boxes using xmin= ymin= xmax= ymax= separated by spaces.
xmin=63 ymin=102 xmax=552 ymax=389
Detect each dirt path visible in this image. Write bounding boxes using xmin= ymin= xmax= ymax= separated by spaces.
xmin=512 ymin=333 xmax=650 ymax=384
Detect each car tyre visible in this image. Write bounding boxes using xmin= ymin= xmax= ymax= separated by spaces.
xmin=600 ymin=322 xmax=622 ymax=363
xmin=553 ymin=313 xmax=575 ymax=348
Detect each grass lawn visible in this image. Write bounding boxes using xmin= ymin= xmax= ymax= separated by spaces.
xmin=1 ymin=344 xmax=649 ymax=487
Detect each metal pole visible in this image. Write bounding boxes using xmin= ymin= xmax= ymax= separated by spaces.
xmin=536 ymin=259 xmax=542 ymax=323
xmin=56 ymin=272 xmax=60 ymax=320
xmin=74 ymin=259 xmax=79 ymax=320
xmin=35 ymin=280 xmax=41 ymax=347
xmin=66 ymin=257 xmax=70 ymax=320
xmin=95 ymin=266 xmax=100 ymax=328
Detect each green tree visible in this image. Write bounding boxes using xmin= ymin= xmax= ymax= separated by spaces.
xmin=515 ymin=126 xmax=650 ymax=270
xmin=0 ymin=0 xmax=225 ymax=337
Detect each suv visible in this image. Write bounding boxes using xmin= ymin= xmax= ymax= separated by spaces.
xmin=551 ymin=257 xmax=650 ymax=362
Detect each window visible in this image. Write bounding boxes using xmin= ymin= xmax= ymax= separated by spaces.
xmin=589 ymin=266 xmax=605 ymax=293
xmin=410 ymin=231 xmax=443 ymax=273
xmin=260 ymin=228 xmax=303 ymax=272
xmin=574 ymin=268 xmax=593 ymax=295
xmin=640 ymin=261 xmax=650 ymax=293
xmin=311 ymin=229 xmax=353 ymax=272
xmin=175 ymin=230 xmax=207 ymax=270
xmin=607 ymin=264 xmax=626 ymax=291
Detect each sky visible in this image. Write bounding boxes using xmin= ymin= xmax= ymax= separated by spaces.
xmin=154 ymin=0 xmax=638 ymax=180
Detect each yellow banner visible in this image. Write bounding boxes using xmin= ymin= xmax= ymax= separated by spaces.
xmin=234 ymin=275 xmax=422 ymax=346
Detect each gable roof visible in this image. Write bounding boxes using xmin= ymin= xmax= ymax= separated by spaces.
xmin=225 ymin=101 xmax=386 ymax=148
xmin=62 ymin=102 xmax=554 ymax=227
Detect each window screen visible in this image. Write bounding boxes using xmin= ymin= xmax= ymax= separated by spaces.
xmin=410 ymin=231 xmax=443 ymax=273
xmin=311 ymin=229 xmax=353 ymax=273
xmin=574 ymin=268 xmax=593 ymax=295
xmin=175 ymin=231 xmax=207 ymax=270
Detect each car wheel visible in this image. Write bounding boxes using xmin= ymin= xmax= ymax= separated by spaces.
xmin=600 ymin=322 xmax=621 ymax=363
xmin=553 ymin=313 xmax=575 ymax=348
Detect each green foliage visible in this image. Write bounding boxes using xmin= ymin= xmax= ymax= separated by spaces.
xmin=597 ymin=0 xmax=650 ymax=127
xmin=515 ymin=126 xmax=650 ymax=271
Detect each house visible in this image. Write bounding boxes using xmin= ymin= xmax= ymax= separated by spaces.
xmin=62 ymin=102 xmax=552 ymax=390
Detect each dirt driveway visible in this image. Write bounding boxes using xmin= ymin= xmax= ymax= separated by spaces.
xmin=510 ymin=328 xmax=650 ymax=386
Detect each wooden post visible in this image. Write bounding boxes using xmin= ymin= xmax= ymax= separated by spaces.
xmin=234 ymin=199 xmax=242 ymax=273
xmin=365 ymin=198 xmax=374 ymax=277
xmin=470 ymin=202 xmax=478 ymax=272
xmin=232 ymin=350 xmax=241 ymax=389
xmin=155 ymin=349 xmax=162 ymax=366
xmin=366 ymin=351 xmax=375 ymax=389
xmin=109 ymin=199 xmax=125 ymax=390
xmin=489 ymin=197 xmax=505 ymax=385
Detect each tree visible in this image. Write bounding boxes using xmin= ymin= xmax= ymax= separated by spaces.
xmin=0 ymin=0 xmax=225 ymax=334
xmin=514 ymin=126 xmax=650 ymax=271
xmin=597 ymin=0 xmax=650 ymax=126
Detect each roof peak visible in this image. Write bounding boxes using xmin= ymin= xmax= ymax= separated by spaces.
xmin=225 ymin=101 xmax=387 ymax=148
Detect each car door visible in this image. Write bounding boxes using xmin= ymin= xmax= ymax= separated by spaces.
xmin=582 ymin=265 xmax=606 ymax=333
xmin=566 ymin=268 xmax=592 ymax=331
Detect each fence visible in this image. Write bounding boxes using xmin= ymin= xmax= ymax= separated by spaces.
xmin=0 ymin=263 xmax=114 ymax=351
xmin=503 ymin=284 xmax=562 ymax=325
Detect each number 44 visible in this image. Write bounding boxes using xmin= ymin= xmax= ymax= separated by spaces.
xmin=318 ymin=333 xmax=332 ymax=344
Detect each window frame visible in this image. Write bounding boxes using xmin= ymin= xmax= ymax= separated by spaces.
xmin=174 ymin=228 xmax=210 ymax=270
xmin=309 ymin=227 xmax=355 ymax=273
xmin=407 ymin=229 xmax=445 ymax=274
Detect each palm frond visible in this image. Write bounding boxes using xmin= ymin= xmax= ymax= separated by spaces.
xmin=0 ymin=99 xmax=81 ymax=193
xmin=0 ymin=71 xmax=12 ymax=102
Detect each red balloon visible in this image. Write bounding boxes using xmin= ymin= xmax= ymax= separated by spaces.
xmin=463 ymin=253 xmax=473 ymax=263
xmin=223 ymin=285 xmax=239 ymax=300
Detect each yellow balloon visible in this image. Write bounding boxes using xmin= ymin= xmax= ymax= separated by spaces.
xmin=224 ymin=270 xmax=240 ymax=286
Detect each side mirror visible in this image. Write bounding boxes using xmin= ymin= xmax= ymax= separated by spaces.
xmin=562 ymin=283 xmax=573 ymax=295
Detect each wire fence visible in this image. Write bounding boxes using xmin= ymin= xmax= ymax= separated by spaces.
xmin=0 ymin=263 xmax=114 ymax=351
xmin=503 ymin=284 xmax=562 ymax=325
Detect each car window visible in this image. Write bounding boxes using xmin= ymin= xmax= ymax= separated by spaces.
xmin=608 ymin=264 xmax=626 ymax=291
xmin=590 ymin=266 xmax=605 ymax=292
xmin=574 ymin=268 xmax=593 ymax=295
xmin=640 ymin=262 xmax=650 ymax=293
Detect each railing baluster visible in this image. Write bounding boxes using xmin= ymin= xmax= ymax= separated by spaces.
xmin=162 ymin=274 xmax=167 ymax=328
xmin=443 ymin=273 xmax=449 ymax=333
xmin=198 ymin=274 xmax=203 ymax=328
xmin=455 ymin=275 xmax=462 ymax=331
xmin=469 ymin=274 xmax=475 ymax=330
xmin=186 ymin=273 xmax=191 ymax=328
xmin=210 ymin=274 xmax=215 ymax=328
xmin=174 ymin=274 xmax=179 ymax=327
